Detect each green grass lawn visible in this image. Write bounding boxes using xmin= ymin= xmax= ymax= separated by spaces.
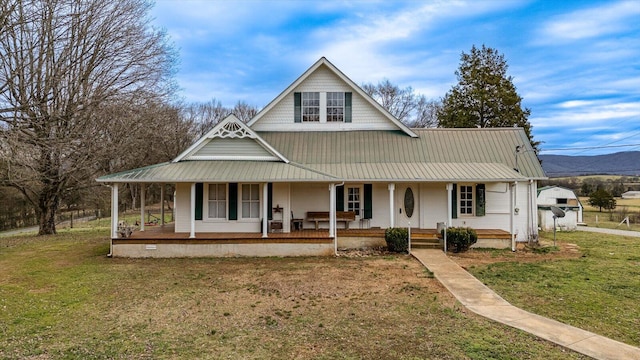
xmin=0 ymin=228 xmax=589 ymax=359
xmin=468 ymin=231 xmax=640 ymax=347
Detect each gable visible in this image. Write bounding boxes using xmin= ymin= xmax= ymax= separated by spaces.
xmin=188 ymin=137 xmax=277 ymax=160
xmin=248 ymin=58 xmax=417 ymax=137
xmin=173 ymin=115 xmax=288 ymax=163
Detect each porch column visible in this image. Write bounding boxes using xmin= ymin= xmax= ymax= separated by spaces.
xmin=111 ymin=183 xmax=119 ymax=239
xmin=329 ymin=184 xmax=336 ymax=237
xmin=388 ymin=183 xmax=395 ymax=227
xmin=262 ymin=183 xmax=268 ymax=238
xmin=445 ymin=183 xmax=453 ymax=254
xmin=446 ymin=183 xmax=453 ymax=227
xmin=190 ymin=183 xmax=196 ymax=238
xmin=140 ymin=184 xmax=145 ymax=232
xmin=510 ymin=182 xmax=517 ymax=251
xmin=160 ymin=183 xmax=165 ymax=226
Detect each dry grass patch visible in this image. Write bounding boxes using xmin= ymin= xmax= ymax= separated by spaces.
xmin=0 ymin=230 xmax=589 ymax=359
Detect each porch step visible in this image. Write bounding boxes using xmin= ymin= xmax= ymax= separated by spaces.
xmin=411 ymin=238 xmax=443 ymax=249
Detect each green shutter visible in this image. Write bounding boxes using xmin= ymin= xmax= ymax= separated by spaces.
xmin=451 ymin=184 xmax=457 ymax=219
xmin=228 ymin=183 xmax=238 ymax=220
xmin=364 ymin=183 xmax=372 ymax=219
xmin=336 ymin=186 xmax=344 ymax=211
xmin=267 ymin=183 xmax=273 ymax=220
xmin=344 ymin=92 xmax=352 ymax=123
xmin=294 ymin=92 xmax=301 ymax=123
xmin=476 ymin=184 xmax=486 ymax=216
xmin=195 ymin=183 xmax=203 ymax=220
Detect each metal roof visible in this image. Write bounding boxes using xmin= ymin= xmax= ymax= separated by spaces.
xmin=96 ymin=161 xmax=336 ymax=183
xmin=259 ymin=128 xmax=545 ymax=179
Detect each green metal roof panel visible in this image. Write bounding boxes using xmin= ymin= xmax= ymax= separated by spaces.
xmin=97 ymin=161 xmax=337 ymax=183
xmin=259 ymin=128 xmax=545 ymax=179
xmin=98 ymin=128 xmax=545 ymax=183
xmin=306 ymin=162 xmax=527 ymax=181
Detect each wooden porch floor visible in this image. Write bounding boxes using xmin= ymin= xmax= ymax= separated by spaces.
xmin=115 ymin=224 xmax=510 ymax=244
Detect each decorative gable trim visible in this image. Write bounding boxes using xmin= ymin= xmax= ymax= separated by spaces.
xmin=172 ymin=115 xmax=290 ymax=163
xmin=247 ymin=57 xmax=418 ymax=138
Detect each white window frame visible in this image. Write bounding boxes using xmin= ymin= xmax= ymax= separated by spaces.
xmin=302 ymin=92 xmax=320 ymax=122
xmin=207 ymin=183 xmax=227 ymax=220
xmin=459 ymin=184 xmax=474 ymax=216
xmin=241 ymin=183 xmax=260 ymax=219
xmin=326 ymin=92 xmax=344 ymax=122
xmin=346 ymin=185 xmax=362 ymax=217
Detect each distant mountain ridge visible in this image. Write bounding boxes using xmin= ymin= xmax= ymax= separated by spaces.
xmin=539 ymin=151 xmax=640 ymax=177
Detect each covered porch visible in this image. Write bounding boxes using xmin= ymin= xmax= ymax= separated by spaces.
xmin=108 ymin=223 xmax=511 ymax=257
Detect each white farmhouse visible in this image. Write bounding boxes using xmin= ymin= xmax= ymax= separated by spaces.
xmin=97 ymin=58 xmax=546 ymax=257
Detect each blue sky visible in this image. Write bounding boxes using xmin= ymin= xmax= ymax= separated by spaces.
xmin=151 ymin=0 xmax=640 ymax=156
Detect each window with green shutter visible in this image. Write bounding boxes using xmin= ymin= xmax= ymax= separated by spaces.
xmin=336 ymin=186 xmax=344 ymax=211
xmin=294 ymin=92 xmax=301 ymax=123
xmin=451 ymin=184 xmax=457 ymax=219
xmin=228 ymin=183 xmax=238 ymax=220
xmin=363 ymin=184 xmax=372 ymax=219
xmin=195 ymin=183 xmax=203 ymax=220
xmin=476 ymin=184 xmax=486 ymax=216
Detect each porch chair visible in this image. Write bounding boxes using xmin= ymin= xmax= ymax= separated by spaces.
xmin=291 ymin=211 xmax=304 ymax=231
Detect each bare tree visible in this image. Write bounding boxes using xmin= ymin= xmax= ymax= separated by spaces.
xmin=232 ymin=100 xmax=259 ymax=123
xmin=362 ymin=79 xmax=440 ymax=128
xmin=409 ymin=96 xmax=441 ymax=128
xmin=0 ymin=0 xmax=176 ymax=234
xmin=180 ymin=99 xmax=228 ymax=138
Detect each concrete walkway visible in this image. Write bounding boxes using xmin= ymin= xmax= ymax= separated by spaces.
xmin=577 ymin=226 xmax=640 ymax=237
xmin=412 ymin=248 xmax=640 ymax=360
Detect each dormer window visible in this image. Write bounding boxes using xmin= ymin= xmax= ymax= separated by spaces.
xmin=294 ymin=92 xmax=352 ymax=123
xmin=302 ymin=92 xmax=320 ymax=122
xmin=327 ymin=92 xmax=344 ymax=122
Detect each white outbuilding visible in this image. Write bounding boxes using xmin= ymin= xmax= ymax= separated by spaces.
xmin=537 ymin=186 xmax=583 ymax=231
xmin=622 ymin=191 xmax=640 ymax=199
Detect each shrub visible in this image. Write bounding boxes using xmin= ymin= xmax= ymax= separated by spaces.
xmin=385 ymin=227 xmax=409 ymax=253
xmin=443 ymin=227 xmax=477 ymax=253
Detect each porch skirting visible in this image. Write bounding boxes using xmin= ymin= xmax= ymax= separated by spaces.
xmin=110 ymin=226 xmax=512 ymax=257
xmin=111 ymin=241 xmax=335 ymax=258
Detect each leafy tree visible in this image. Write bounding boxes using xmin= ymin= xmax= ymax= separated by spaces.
xmin=438 ymin=45 xmax=539 ymax=152
xmin=362 ymin=79 xmax=440 ymax=128
xmin=0 ymin=0 xmax=176 ymax=234
xmin=588 ymin=189 xmax=616 ymax=212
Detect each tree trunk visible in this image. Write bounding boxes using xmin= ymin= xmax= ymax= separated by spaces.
xmin=37 ymin=189 xmax=60 ymax=235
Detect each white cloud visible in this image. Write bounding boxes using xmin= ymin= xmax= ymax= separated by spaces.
xmin=539 ymin=1 xmax=640 ymax=43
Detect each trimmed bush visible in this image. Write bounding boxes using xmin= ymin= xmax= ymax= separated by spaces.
xmin=443 ymin=227 xmax=477 ymax=253
xmin=385 ymin=227 xmax=409 ymax=253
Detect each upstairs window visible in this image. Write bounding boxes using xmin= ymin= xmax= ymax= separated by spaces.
xmin=302 ymin=92 xmax=320 ymax=122
xmin=295 ymin=92 xmax=352 ymax=123
xmin=326 ymin=92 xmax=344 ymax=122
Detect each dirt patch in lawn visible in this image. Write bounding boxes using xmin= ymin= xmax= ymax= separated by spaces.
xmin=447 ymin=241 xmax=584 ymax=270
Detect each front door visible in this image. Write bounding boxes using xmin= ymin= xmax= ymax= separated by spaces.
xmin=395 ymin=185 xmax=417 ymax=227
